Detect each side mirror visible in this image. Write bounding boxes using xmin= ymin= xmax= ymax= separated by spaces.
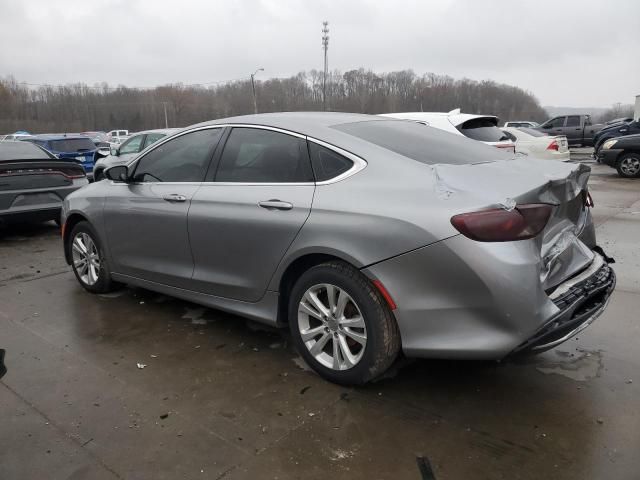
xmin=104 ymin=165 xmax=129 ymax=182
xmin=110 ymin=146 xmax=119 ymax=156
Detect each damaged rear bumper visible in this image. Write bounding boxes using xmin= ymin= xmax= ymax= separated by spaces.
xmin=509 ymin=252 xmax=616 ymax=355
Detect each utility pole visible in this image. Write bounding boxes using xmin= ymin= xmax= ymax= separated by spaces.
xmin=162 ymin=102 xmax=168 ymax=128
xmin=250 ymin=68 xmax=264 ymax=114
xmin=322 ymin=21 xmax=329 ymax=111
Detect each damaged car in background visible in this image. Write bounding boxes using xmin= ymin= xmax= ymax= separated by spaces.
xmin=60 ymin=113 xmax=615 ymax=385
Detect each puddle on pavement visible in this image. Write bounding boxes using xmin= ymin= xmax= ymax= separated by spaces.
xmin=535 ymin=348 xmax=604 ymax=382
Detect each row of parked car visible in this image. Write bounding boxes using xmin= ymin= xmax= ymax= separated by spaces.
xmin=2 ymin=108 xmax=639 ymax=229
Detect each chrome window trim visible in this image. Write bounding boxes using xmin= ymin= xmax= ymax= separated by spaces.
xmin=306 ymin=137 xmax=368 ymax=185
xmin=121 ymin=123 xmax=367 ymax=186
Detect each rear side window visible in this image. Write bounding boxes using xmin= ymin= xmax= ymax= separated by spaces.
xmin=308 ymin=142 xmax=353 ymax=181
xmin=144 ymin=133 xmax=166 ymax=147
xmin=457 ymin=118 xmax=508 ymax=142
xmin=333 ymin=120 xmax=508 ymax=165
xmin=566 ymin=116 xmax=581 ymax=127
xmin=132 ymin=128 xmax=222 ymax=182
xmin=215 ymin=128 xmax=313 ymax=183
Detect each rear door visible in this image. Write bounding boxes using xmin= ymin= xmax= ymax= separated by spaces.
xmin=188 ymin=126 xmax=315 ymax=301
xmin=563 ymin=115 xmax=582 ymax=143
xmin=104 ymin=127 xmax=223 ymax=288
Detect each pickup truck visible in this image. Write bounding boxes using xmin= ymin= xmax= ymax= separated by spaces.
xmin=535 ymin=114 xmax=604 ymax=147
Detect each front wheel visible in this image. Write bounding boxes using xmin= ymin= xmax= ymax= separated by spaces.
xmin=616 ymin=153 xmax=640 ymax=178
xmin=288 ymin=261 xmax=400 ymax=385
xmin=68 ymin=221 xmax=118 ymax=293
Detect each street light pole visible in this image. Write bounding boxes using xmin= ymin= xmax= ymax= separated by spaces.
xmin=250 ymin=68 xmax=264 ymax=114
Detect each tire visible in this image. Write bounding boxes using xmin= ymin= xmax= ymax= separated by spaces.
xmin=67 ymin=221 xmax=118 ymax=293
xmin=616 ymin=153 xmax=640 ymax=178
xmin=93 ymin=169 xmax=103 ymax=181
xmin=288 ymin=261 xmax=400 ymax=385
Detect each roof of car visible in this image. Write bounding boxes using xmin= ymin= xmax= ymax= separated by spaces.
xmin=0 ymin=140 xmax=53 ymax=161
xmin=29 ymin=134 xmax=94 ymax=141
xmin=381 ymin=110 xmax=499 ymax=128
xmin=131 ymin=128 xmax=181 ymax=136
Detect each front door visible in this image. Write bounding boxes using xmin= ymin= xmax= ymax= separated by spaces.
xmin=188 ymin=127 xmax=315 ymax=302
xmin=104 ymin=127 xmax=224 ymax=288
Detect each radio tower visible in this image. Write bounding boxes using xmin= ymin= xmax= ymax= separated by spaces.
xmin=322 ymin=21 xmax=329 ymax=111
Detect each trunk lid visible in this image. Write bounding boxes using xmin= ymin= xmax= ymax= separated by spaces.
xmin=433 ymin=158 xmax=594 ymax=289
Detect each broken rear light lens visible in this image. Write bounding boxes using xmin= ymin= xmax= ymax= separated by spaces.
xmin=451 ymin=204 xmax=553 ymax=242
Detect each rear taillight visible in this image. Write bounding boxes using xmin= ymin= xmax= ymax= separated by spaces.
xmin=451 ymin=204 xmax=553 ymax=242
xmin=547 ymin=140 xmax=559 ymax=151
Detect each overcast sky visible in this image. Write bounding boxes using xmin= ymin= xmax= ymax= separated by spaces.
xmin=1 ymin=0 xmax=638 ymax=107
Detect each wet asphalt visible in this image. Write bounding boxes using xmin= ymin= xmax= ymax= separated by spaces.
xmin=1 ymin=156 xmax=639 ymax=480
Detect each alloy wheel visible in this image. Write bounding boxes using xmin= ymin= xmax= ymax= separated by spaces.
xmin=620 ymin=156 xmax=640 ymax=176
xmin=71 ymin=232 xmax=100 ymax=285
xmin=297 ymin=283 xmax=367 ymax=371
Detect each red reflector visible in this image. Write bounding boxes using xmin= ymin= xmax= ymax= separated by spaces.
xmin=547 ymin=140 xmax=559 ymax=151
xmin=61 ymin=219 xmax=66 ymax=237
xmin=450 ymin=204 xmax=553 ymax=242
xmin=372 ymin=280 xmax=397 ymax=310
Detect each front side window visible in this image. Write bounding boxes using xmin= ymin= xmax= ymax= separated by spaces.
xmin=547 ymin=117 xmax=565 ymax=128
xmin=132 ymin=128 xmax=222 ymax=182
xmin=566 ymin=116 xmax=581 ymax=127
xmin=119 ymin=135 xmax=144 ymax=155
xmin=215 ymin=128 xmax=313 ymax=183
xmin=308 ymin=142 xmax=353 ymax=181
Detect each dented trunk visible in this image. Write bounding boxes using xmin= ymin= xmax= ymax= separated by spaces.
xmin=431 ymin=158 xmax=596 ymax=289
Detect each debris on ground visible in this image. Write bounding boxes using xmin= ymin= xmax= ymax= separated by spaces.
xmin=626 ymin=379 xmax=633 ymax=384
xmin=136 ymin=363 xmax=147 ymax=369
xmin=159 ymin=413 xmax=169 ymax=419
xmin=300 ymin=386 xmax=311 ymax=395
xmin=596 ymin=418 xmax=604 ymax=424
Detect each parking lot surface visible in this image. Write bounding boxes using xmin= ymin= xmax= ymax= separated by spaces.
xmin=1 ymin=158 xmax=639 ymax=479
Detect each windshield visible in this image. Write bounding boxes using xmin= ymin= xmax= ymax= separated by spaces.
xmin=50 ymin=138 xmax=96 ymax=152
xmin=457 ymin=118 xmax=509 ymax=142
xmin=333 ymin=120 xmax=510 ymax=165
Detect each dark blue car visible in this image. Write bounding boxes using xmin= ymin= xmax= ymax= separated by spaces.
xmin=24 ymin=134 xmax=97 ymax=178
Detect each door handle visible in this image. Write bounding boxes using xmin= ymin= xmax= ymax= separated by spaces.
xmin=163 ymin=194 xmax=187 ymax=202
xmin=258 ymin=199 xmax=293 ymax=211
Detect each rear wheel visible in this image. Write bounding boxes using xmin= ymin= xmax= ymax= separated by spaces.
xmin=616 ymin=153 xmax=640 ymax=178
xmin=288 ymin=261 xmax=400 ymax=385
xmin=68 ymin=221 xmax=118 ymax=293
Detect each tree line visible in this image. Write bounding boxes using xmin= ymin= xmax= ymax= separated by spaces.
xmin=0 ymin=70 xmax=550 ymax=134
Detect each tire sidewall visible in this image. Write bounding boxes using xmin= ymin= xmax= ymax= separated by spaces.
xmin=617 ymin=153 xmax=640 ymax=178
xmin=288 ymin=264 xmax=389 ymax=385
xmin=68 ymin=221 xmax=113 ymax=293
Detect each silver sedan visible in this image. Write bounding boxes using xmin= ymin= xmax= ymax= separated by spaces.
xmin=61 ymin=112 xmax=615 ymax=385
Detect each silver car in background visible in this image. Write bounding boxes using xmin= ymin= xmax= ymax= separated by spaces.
xmin=94 ymin=128 xmax=179 ymax=180
xmin=61 ymin=112 xmax=615 ymax=385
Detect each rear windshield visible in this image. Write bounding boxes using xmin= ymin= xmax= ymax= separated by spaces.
xmin=50 ymin=138 xmax=96 ymax=152
xmin=518 ymin=127 xmax=547 ymax=137
xmin=0 ymin=142 xmax=52 ymax=161
xmin=332 ymin=120 xmax=510 ymax=165
xmin=458 ymin=118 xmax=509 ymax=142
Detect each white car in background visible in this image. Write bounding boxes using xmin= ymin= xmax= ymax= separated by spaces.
xmin=107 ymin=129 xmax=130 ymax=144
xmin=381 ymin=109 xmax=515 ymax=153
xmin=502 ymin=127 xmax=569 ymax=161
